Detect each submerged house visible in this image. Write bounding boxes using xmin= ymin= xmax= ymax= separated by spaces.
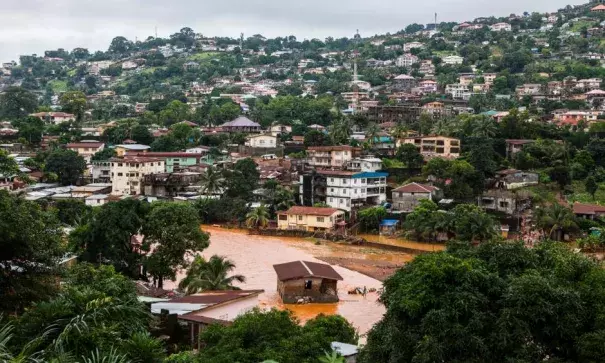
xmin=273 ymin=260 xmax=343 ymax=304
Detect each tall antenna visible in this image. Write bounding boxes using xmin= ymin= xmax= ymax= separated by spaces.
xmin=435 ymin=13 xmax=438 ymax=31
xmin=240 ymin=33 xmax=244 ymax=49
xmin=155 ymin=26 xmax=158 ymax=38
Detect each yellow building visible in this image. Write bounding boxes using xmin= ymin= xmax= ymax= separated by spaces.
xmin=277 ymin=206 xmax=345 ymax=232
xmin=114 ymin=144 xmax=151 ymax=157
xmin=66 ymin=141 xmax=105 ymax=162
xmin=398 ymin=136 xmax=461 ymax=159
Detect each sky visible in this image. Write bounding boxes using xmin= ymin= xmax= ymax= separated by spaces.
xmin=0 ymin=0 xmax=584 ymax=63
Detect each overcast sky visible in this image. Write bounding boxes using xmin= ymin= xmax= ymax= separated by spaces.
xmin=1 ymin=0 xmax=583 ymax=63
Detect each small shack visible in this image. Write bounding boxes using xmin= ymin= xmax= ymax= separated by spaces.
xmin=273 ymin=260 xmax=343 ymax=304
xmin=379 ymin=219 xmax=400 ymax=236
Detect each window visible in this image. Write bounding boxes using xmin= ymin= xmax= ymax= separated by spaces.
xmin=117 ymin=173 xmax=123 ymax=176
xmin=305 ymin=280 xmax=313 ymax=289
xmin=331 ymin=188 xmax=335 ymax=192
xmin=330 ymin=178 xmax=335 ymax=183
xmin=330 ymin=198 xmax=334 ymax=202
xmin=118 ymin=163 xmax=123 ymax=167
xmin=279 ymin=215 xmax=287 ymax=221
xmin=362 ymin=179 xmax=366 ymax=184
xmin=298 ymin=215 xmax=303 ymax=221
xmin=317 ymin=217 xmax=325 ymax=222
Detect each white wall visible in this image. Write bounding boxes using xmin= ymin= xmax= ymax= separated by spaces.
xmin=194 ymin=295 xmax=259 ymax=321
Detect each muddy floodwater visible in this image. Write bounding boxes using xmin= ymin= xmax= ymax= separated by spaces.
xmin=166 ymin=226 xmax=414 ymax=335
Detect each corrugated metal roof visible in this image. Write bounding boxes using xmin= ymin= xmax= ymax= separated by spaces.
xmin=273 ymin=261 xmax=343 ymax=281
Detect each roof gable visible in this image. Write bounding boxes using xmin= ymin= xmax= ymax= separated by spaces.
xmin=273 ymin=260 xmax=343 ymax=281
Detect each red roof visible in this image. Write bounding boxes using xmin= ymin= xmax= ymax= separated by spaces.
xmin=393 ymin=182 xmax=439 ymax=193
xmin=273 ymin=260 xmax=343 ymax=281
xmin=178 ymin=314 xmax=231 ymax=326
xmin=67 ymin=142 xmax=104 ymax=148
xmin=591 ymin=4 xmax=605 ymax=10
xmin=178 ymin=120 xmax=199 ymax=127
xmin=307 ymin=146 xmax=361 ymax=152
xmin=573 ymin=203 xmax=605 ymax=215
xmin=165 ymin=290 xmax=264 ymax=305
xmin=505 ymin=139 xmax=535 ymax=145
xmin=279 ymin=206 xmax=341 ymax=216
xmin=125 ymin=152 xmax=204 ymax=158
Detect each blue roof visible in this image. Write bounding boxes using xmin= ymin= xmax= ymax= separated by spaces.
xmin=352 ymin=172 xmax=388 ymax=179
xmin=380 ymin=219 xmax=400 ymax=227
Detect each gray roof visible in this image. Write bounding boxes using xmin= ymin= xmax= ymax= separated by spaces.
xmin=221 ymin=116 xmax=260 ymax=128
xmin=331 ymin=342 xmax=358 ymax=357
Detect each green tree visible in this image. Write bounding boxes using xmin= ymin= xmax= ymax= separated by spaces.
xmin=130 ymin=125 xmax=154 ymax=145
xmin=0 ymin=86 xmax=38 ymax=119
xmin=358 ymin=206 xmax=387 ymax=233
xmin=91 ymin=148 xmax=117 ymax=161
xmin=44 ymin=149 xmax=86 ymax=185
xmin=585 ymin=176 xmax=598 ymax=201
xmin=59 ymin=91 xmax=87 ymax=121
xmin=70 ymin=199 xmax=150 ymax=278
xmin=179 ymin=255 xmax=246 ymax=294
xmin=225 ymin=158 xmax=260 ymax=200
xmin=396 ymin=144 xmax=424 ymax=169
xmin=13 ymin=116 xmax=45 ymax=144
xmin=246 ymin=205 xmax=270 ymax=229
xmin=197 ymin=309 xmax=356 ymax=363
xmin=359 ymin=241 xmax=605 ymax=363
xmin=199 ymin=166 xmax=225 ymax=195
xmin=55 ymin=199 xmax=92 ymax=226
xmin=535 ymin=204 xmax=578 ymax=241
xmin=0 ymin=191 xmax=63 ymax=314
xmin=304 ymin=129 xmax=329 ymax=147
xmin=142 ymin=202 xmax=209 ymax=288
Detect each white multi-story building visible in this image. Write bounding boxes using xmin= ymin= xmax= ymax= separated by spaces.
xmin=306 ymin=146 xmax=361 ymax=169
xmin=346 ymin=157 xmax=383 ymax=172
xmin=110 ymin=157 xmax=165 ymax=196
xmin=445 ymin=84 xmax=471 ymax=99
xmin=395 ymin=54 xmax=419 ymax=68
xmin=490 ymin=22 xmax=512 ymax=31
xmin=442 ymin=55 xmax=464 ymax=65
xmin=403 ymin=42 xmax=424 ymax=52
xmin=319 ymin=170 xmax=388 ymax=212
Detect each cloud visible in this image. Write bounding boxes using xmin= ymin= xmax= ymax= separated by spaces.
xmin=0 ymin=0 xmax=580 ymax=62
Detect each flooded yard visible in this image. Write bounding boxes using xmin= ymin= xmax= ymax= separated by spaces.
xmin=166 ymin=226 xmax=414 ymax=335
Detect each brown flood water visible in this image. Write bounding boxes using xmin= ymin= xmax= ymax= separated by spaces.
xmin=359 ymin=234 xmax=447 ymax=252
xmin=164 ymin=226 xmax=415 ymax=335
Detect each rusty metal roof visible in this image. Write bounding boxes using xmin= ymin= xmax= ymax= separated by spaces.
xmin=273 ymin=261 xmax=343 ymax=281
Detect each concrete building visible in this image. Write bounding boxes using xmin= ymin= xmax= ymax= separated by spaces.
xmin=115 ymin=144 xmax=150 ymax=157
xmin=110 ymin=157 xmax=165 ymax=195
xmin=398 ymin=136 xmax=461 ymax=159
xmin=273 ymin=260 xmax=342 ymax=303
xmin=29 ymin=112 xmax=75 ymax=124
xmin=91 ymin=160 xmax=112 ymax=183
xmin=306 ymin=146 xmax=361 ymax=169
xmin=245 ymin=134 xmax=278 ymax=148
xmin=277 ymin=206 xmax=345 ymax=232
xmin=220 ymin=116 xmax=262 ymax=133
xmin=346 ymin=157 xmax=383 ymax=172
xmin=66 ymin=141 xmax=104 ymax=162
xmin=442 ymin=55 xmax=464 ymax=65
xmin=490 ymin=22 xmax=512 ymax=31
xmin=395 ymin=54 xmax=419 ymax=68
xmin=392 ymin=74 xmax=417 ymax=92
xmin=125 ymin=152 xmax=205 ymax=173
xmin=320 ymin=170 xmax=388 ymax=212
xmin=151 ymin=290 xmax=264 ymax=350
xmin=445 ymin=84 xmax=471 ymax=99
xmin=392 ymin=183 xmax=441 ymax=212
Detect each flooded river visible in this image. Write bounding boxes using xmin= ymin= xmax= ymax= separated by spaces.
xmin=166 ymin=227 xmax=415 ymax=335
xmin=359 ymin=234 xmax=447 ymax=252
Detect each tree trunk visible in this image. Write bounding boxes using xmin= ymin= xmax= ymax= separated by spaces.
xmin=158 ymin=276 xmax=164 ymax=289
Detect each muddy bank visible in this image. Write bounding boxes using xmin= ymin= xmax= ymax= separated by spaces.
xmin=317 ymin=257 xmax=404 ymax=282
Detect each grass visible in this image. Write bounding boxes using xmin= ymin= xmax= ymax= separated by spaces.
xmin=48 ymin=80 xmax=68 ymax=93
xmin=187 ymin=52 xmax=220 ymax=62
xmin=571 ymin=20 xmax=594 ymax=32
xmin=568 ymin=180 xmax=605 ymax=205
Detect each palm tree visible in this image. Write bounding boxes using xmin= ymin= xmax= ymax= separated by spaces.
xmin=179 ymin=255 xmax=246 ymax=294
xmin=431 ymin=118 xmax=451 ymax=136
xmin=274 ymin=187 xmax=295 ymax=212
xmin=246 ymin=205 xmax=270 ymax=229
xmin=319 ymin=350 xmax=345 ymax=363
xmin=390 ymin=122 xmax=409 ymax=140
xmin=472 ymin=116 xmax=498 ymax=138
xmin=365 ymin=123 xmax=381 ymax=148
xmin=120 ymin=332 xmax=165 ymax=363
xmin=329 ymin=118 xmax=352 ymax=145
xmin=199 ymin=167 xmax=225 ymax=196
xmin=535 ymin=204 xmax=578 ymax=241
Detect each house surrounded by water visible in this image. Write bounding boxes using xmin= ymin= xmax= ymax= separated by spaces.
xmin=273 ymin=260 xmax=342 ymax=304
